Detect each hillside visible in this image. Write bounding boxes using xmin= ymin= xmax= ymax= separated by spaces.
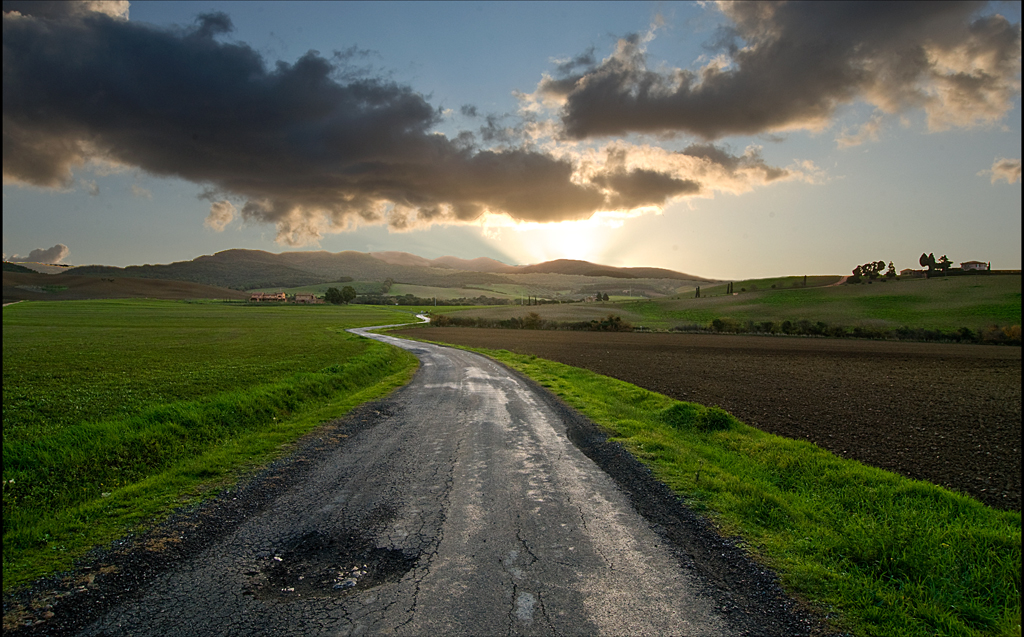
xmin=428 ymin=256 xmax=511 ymax=272
xmin=3 ymin=271 xmax=248 ymax=302
xmin=59 ymin=249 xmax=711 ymax=296
xmin=67 ymin=250 xmax=328 ymax=290
xmin=3 ymin=262 xmax=37 ymax=274
xmin=507 ymin=258 xmax=711 ymax=281
xmin=4 ymin=262 xmax=74 ymax=275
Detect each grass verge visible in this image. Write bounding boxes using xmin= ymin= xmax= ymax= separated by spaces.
xmin=3 ymin=301 xmax=420 ymax=591
xmin=434 ymin=343 xmax=1021 ymax=637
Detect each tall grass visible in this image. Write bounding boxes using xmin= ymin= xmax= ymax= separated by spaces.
xmin=451 ymin=345 xmax=1021 ymax=637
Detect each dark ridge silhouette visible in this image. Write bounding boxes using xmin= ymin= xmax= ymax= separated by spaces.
xmin=62 ymin=249 xmax=709 ymax=291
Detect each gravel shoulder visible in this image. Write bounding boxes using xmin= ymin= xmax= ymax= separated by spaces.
xmin=400 ymin=328 xmax=1022 ymax=511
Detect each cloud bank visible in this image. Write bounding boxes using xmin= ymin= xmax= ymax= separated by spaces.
xmin=535 ymin=1 xmax=1020 ymax=140
xmin=2 ymin=6 xmax=794 ymax=245
xmin=9 ymin=243 xmax=70 ymax=263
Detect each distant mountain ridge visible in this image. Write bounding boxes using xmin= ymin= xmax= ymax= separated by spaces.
xmin=65 ymin=249 xmax=711 ymax=291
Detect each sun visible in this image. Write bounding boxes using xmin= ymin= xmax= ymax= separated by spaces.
xmin=480 ymin=208 xmax=657 ymax=265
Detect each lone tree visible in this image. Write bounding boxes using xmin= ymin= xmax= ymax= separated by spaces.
xmin=324 ymin=287 xmax=343 ymax=304
xmin=695 ymin=286 xmax=701 ymax=298
xmin=886 ymin=261 xmax=896 ymax=278
xmin=920 ymin=252 xmax=937 ymax=273
xmin=341 ymin=285 xmax=357 ymax=303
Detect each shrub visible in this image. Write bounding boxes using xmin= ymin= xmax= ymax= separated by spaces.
xmin=711 ymin=318 xmax=740 ymax=333
xmin=955 ymin=327 xmax=977 ymax=343
xmin=661 ymin=403 xmax=736 ymax=433
xmin=701 ymin=406 xmax=735 ymax=432
xmin=588 ymin=314 xmax=633 ymax=332
xmin=670 ymin=324 xmax=703 ymax=332
xmin=523 ymin=312 xmax=543 ymax=330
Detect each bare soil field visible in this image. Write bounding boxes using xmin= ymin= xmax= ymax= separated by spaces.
xmin=401 ymin=328 xmax=1022 ymax=511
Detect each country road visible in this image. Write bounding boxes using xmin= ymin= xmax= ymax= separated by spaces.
xmin=15 ymin=322 xmax=821 ymax=636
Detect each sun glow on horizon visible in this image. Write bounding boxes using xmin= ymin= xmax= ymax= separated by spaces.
xmin=480 ymin=208 xmax=658 ymax=265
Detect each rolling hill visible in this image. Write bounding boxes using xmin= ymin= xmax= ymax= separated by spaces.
xmin=57 ymin=249 xmax=712 ymax=297
xmin=3 ymin=271 xmax=249 ymax=302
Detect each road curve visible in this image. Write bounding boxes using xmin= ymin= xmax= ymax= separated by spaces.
xmin=25 ymin=321 xmax=818 ymax=636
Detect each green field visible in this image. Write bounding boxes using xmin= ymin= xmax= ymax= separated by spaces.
xmin=438 ymin=275 xmax=1021 ymax=334
xmin=2 ymin=300 xmax=421 ymax=589
xmin=642 ymin=274 xmax=1021 ymax=331
xmin=681 ymin=275 xmax=843 ymax=297
xmin=432 ymin=344 xmax=1021 ymax=637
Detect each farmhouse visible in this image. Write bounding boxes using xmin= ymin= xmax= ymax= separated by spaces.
xmin=899 ymin=269 xmax=926 ymax=278
xmin=294 ymin=293 xmax=321 ymax=304
xmin=960 ymin=261 xmax=989 ymax=271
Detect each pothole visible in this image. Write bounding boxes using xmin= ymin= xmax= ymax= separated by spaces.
xmin=246 ymin=531 xmax=417 ymax=600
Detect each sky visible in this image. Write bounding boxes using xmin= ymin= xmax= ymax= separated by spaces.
xmin=2 ymin=1 xmax=1021 ymax=279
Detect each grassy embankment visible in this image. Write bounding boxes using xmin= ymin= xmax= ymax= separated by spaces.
xmin=2 ymin=300 xmax=421 ymax=591
xmin=414 ymin=338 xmax=1020 ymax=637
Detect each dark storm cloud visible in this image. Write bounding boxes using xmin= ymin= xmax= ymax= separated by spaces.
xmin=592 ymin=168 xmax=700 ymax=210
xmin=3 ymin=5 xmax=799 ymax=242
xmin=2 ymin=7 xmax=657 ymax=242
xmin=539 ymin=1 xmax=1020 ymax=140
xmin=9 ymin=243 xmax=70 ymax=263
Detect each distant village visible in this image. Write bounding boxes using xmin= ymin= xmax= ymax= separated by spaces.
xmin=898 ymin=260 xmax=992 ymax=278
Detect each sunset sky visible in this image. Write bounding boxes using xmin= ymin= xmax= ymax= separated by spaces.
xmin=3 ymin=1 xmax=1021 ymax=279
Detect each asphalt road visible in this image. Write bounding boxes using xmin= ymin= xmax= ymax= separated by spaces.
xmin=17 ymin=322 xmax=821 ymax=636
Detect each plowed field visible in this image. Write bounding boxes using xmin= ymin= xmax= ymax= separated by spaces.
xmin=400 ymin=328 xmax=1021 ymax=511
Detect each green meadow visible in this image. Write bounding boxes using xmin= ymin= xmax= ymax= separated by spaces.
xmin=2 ymin=299 xmax=421 ymax=590
xmin=616 ymin=274 xmax=1021 ymax=331
xmin=433 ymin=344 xmax=1021 ymax=637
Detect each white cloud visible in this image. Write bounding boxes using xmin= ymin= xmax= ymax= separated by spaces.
xmin=984 ymin=157 xmax=1021 ymax=185
xmin=204 ymin=200 xmax=237 ymax=232
xmin=9 ymin=243 xmax=70 ymax=263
